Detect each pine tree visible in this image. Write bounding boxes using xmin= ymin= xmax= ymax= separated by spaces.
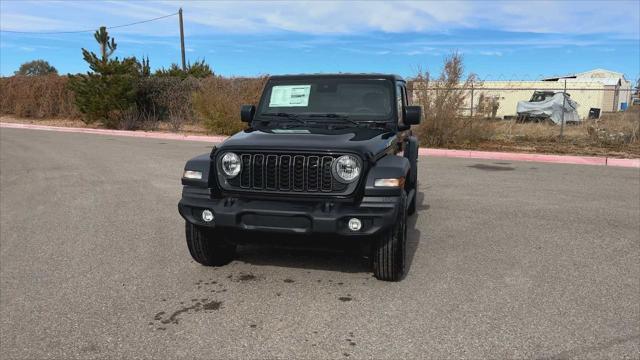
xmin=68 ymin=27 xmax=141 ymax=128
xmin=94 ymin=26 xmax=116 ymax=63
xmin=155 ymin=59 xmax=213 ymax=78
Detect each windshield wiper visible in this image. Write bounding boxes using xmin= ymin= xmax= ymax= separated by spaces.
xmin=260 ymin=112 xmax=307 ymax=125
xmin=308 ymin=113 xmax=361 ymax=127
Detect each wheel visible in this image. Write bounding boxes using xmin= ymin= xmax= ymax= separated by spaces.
xmin=372 ymin=192 xmax=408 ymax=281
xmin=185 ymin=222 xmax=236 ymax=266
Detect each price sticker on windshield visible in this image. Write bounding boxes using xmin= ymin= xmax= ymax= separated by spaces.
xmin=269 ymin=85 xmax=311 ymax=107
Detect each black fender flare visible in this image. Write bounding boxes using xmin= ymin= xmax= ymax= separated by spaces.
xmin=181 ymin=153 xmax=214 ymax=188
xmin=363 ymin=154 xmax=410 ymax=196
xmin=404 ymin=135 xmax=419 ymax=190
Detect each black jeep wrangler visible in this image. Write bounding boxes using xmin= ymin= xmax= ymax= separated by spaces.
xmin=178 ymin=74 xmax=421 ymax=281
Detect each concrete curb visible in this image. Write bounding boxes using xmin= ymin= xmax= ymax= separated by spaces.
xmin=0 ymin=122 xmax=227 ymax=143
xmin=2 ymin=122 xmax=639 ymax=168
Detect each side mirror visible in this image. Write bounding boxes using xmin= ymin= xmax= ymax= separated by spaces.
xmin=240 ymin=105 xmax=255 ymax=123
xmin=404 ymin=106 xmax=421 ymax=125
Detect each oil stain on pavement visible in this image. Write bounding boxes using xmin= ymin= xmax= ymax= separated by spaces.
xmin=468 ymin=163 xmax=515 ymax=171
xmin=152 ymin=299 xmax=224 ymax=328
xmin=150 ymin=270 xmax=358 ymax=333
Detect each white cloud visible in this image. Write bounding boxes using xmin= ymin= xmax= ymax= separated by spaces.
xmin=481 ymin=1 xmax=639 ymax=37
xmin=0 ymin=13 xmax=68 ymax=31
xmin=0 ymin=0 xmax=637 ymax=38
xmin=479 ymin=51 xmax=503 ymax=56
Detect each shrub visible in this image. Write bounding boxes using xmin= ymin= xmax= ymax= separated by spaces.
xmin=69 ymin=72 xmax=139 ymax=128
xmin=0 ymin=75 xmax=79 ymax=118
xmin=67 ymin=27 xmax=142 ymax=128
xmin=193 ymin=76 xmax=267 ymax=135
xmin=155 ymin=60 xmax=213 ymax=79
xmin=410 ymin=53 xmax=486 ymax=146
xmin=137 ymin=76 xmax=201 ymax=131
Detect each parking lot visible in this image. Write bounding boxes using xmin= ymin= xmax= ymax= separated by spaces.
xmin=1 ymin=127 xmax=638 ymax=359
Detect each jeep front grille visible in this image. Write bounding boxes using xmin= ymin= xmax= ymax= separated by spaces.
xmin=224 ymin=152 xmax=353 ymax=195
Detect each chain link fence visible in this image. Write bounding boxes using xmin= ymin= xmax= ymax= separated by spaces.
xmin=408 ymin=80 xmax=639 ymax=150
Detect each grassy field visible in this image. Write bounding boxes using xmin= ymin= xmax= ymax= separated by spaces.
xmin=445 ymin=109 xmax=640 ymax=157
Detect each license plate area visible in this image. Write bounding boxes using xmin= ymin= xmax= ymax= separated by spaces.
xmin=240 ymin=213 xmax=311 ymax=233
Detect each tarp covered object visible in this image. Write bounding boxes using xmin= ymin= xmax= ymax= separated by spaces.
xmin=516 ymin=93 xmax=580 ymax=124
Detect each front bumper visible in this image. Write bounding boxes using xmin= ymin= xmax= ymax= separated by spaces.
xmin=178 ymin=187 xmax=400 ymax=236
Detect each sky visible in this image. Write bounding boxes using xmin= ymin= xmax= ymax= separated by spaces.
xmin=1 ymin=0 xmax=639 ymax=81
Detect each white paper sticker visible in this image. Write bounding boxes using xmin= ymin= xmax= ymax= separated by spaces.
xmin=269 ymin=85 xmax=311 ymax=107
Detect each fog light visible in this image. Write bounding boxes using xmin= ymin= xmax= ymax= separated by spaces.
xmin=348 ymin=218 xmax=362 ymax=231
xmin=202 ymin=209 xmax=214 ymax=222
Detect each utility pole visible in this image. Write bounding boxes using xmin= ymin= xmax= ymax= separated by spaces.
xmin=179 ymin=8 xmax=186 ymax=71
xmin=560 ymin=79 xmax=566 ymax=139
xmin=470 ymin=81 xmax=474 ymax=118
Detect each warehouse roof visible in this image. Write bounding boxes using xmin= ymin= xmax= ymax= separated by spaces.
xmin=542 ymin=68 xmax=628 ymax=84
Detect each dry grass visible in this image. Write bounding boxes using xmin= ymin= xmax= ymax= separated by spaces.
xmin=192 ymin=76 xmax=267 ymax=135
xmin=444 ymin=108 xmax=640 ymax=157
xmin=0 ymin=75 xmax=80 ymax=119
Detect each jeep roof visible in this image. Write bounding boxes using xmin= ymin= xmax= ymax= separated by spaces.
xmin=268 ymin=73 xmax=405 ymax=82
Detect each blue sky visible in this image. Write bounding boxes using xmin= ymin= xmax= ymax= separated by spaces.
xmin=1 ymin=0 xmax=639 ymax=81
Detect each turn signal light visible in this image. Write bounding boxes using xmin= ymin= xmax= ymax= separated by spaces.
xmin=374 ymin=177 xmax=405 ymax=187
xmin=183 ymin=170 xmax=203 ymax=180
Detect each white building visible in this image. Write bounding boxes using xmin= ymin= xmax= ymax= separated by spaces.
xmin=412 ymin=69 xmax=634 ymax=120
xmin=542 ymin=69 xmax=633 ymax=112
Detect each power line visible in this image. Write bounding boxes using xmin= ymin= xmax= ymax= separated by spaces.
xmin=0 ymin=12 xmax=179 ymax=34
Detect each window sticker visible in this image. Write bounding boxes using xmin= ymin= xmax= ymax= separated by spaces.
xmin=269 ymin=85 xmax=311 ymax=107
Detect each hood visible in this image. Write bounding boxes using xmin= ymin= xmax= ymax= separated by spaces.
xmin=218 ymin=126 xmax=397 ymax=160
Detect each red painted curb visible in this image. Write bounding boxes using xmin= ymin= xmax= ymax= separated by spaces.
xmin=2 ymin=122 xmax=638 ymax=168
xmin=0 ymin=122 xmax=227 ymax=143
xmin=419 ymin=148 xmax=611 ymax=166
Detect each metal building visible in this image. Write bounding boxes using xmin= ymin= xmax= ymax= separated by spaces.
xmin=469 ymin=69 xmax=633 ymax=119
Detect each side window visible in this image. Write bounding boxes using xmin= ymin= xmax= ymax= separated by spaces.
xmin=396 ymin=84 xmax=404 ymax=125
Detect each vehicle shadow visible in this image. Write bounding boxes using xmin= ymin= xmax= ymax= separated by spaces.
xmin=234 ymin=190 xmax=428 ymax=277
xmin=405 ymin=190 xmax=428 ymax=276
xmin=236 ymin=239 xmax=371 ymax=274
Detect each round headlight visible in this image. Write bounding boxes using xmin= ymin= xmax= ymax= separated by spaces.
xmin=221 ymin=152 xmax=241 ymax=178
xmin=333 ymin=155 xmax=361 ymax=183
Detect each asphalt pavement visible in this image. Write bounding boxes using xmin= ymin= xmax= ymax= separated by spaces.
xmin=1 ymin=127 xmax=639 ymax=359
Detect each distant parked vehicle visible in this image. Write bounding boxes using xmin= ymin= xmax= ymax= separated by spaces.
xmin=516 ymin=91 xmax=580 ymax=124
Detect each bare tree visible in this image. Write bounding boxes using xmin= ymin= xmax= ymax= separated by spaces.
xmin=411 ymin=53 xmax=478 ymax=146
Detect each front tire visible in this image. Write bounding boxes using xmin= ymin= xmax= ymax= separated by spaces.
xmin=185 ymin=222 xmax=236 ymax=266
xmin=372 ymin=192 xmax=408 ymax=281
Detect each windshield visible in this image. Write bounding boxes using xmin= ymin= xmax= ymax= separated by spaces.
xmin=256 ymin=78 xmax=394 ymax=122
xmin=531 ymin=92 xmax=555 ymax=102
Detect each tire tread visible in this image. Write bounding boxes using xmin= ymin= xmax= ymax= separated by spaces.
xmin=372 ymin=192 xmax=407 ymax=281
xmin=185 ymin=222 xmax=235 ymax=266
